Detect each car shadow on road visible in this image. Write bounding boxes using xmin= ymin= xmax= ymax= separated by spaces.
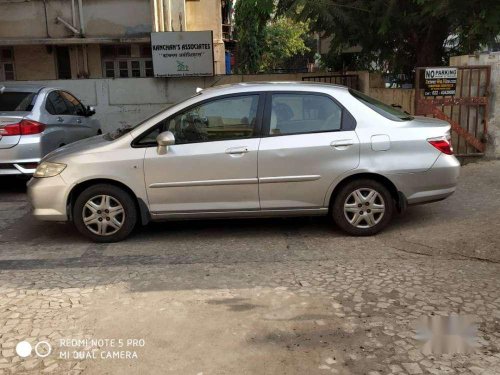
xmin=0 ymin=204 xmax=438 ymax=275
xmin=0 ymin=176 xmax=28 ymax=194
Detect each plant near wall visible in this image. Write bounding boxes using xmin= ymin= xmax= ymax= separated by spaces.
xmin=234 ymin=0 xmax=274 ymax=74
xmin=260 ymin=17 xmax=311 ymax=71
xmin=277 ymin=0 xmax=500 ymax=75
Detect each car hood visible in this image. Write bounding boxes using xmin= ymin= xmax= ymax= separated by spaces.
xmin=43 ymin=135 xmax=112 ymax=162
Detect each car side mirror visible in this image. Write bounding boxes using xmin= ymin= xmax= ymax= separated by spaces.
xmin=156 ymin=131 xmax=175 ymax=154
xmin=86 ymin=105 xmax=96 ymax=117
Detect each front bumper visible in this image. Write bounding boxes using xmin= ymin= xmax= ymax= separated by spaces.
xmin=27 ymin=175 xmax=69 ymax=221
xmin=389 ymin=154 xmax=460 ymax=205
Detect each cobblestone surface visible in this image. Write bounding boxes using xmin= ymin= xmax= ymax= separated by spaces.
xmin=0 ymin=161 xmax=499 ymax=374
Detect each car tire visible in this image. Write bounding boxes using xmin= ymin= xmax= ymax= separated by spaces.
xmin=332 ymin=179 xmax=394 ymax=236
xmin=73 ymin=184 xmax=137 ymax=243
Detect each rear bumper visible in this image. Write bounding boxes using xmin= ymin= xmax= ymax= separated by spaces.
xmin=0 ymin=135 xmax=43 ymax=175
xmin=27 ymin=175 xmax=69 ymax=221
xmin=389 ymin=154 xmax=460 ymax=205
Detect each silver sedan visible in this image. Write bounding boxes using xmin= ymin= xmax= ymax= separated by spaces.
xmin=0 ymin=84 xmax=101 ymax=176
xmin=27 ymin=82 xmax=460 ymax=242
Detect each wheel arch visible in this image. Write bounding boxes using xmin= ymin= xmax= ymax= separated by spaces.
xmin=67 ymin=178 xmax=150 ymax=225
xmin=328 ymin=173 xmax=406 ymax=213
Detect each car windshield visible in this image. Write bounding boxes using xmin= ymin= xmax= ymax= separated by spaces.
xmin=0 ymin=91 xmax=37 ymax=111
xmin=349 ymin=88 xmax=413 ymax=122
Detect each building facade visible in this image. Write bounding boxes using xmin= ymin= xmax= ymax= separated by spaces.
xmin=0 ymin=0 xmax=228 ymax=81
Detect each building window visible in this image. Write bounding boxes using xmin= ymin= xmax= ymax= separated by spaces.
xmin=101 ymin=44 xmax=153 ymax=78
xmin=0 ymin=47 xmax=15 ymax=81
xmin=56 ymin=47 xmax=72 ymax=79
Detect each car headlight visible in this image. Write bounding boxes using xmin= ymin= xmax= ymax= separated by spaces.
xmin=34 ymin=162 xmax=67 ymax=178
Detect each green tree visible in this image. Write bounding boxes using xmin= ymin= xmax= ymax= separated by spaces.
xmin=234 ymin=0 xmax=274 ymax=73
xmin=261 ymin=17 xmax=311 ymax=71
xmin=278 ymin=0 xmax=500 ymax=74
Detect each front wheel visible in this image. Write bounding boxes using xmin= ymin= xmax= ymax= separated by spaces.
xmin=332 ymin=179 xmax=394 ymax=236
xmin=73 ymin=184 xmax=137 ymax=242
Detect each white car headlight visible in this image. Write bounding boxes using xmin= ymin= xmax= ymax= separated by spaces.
xmin=34 ymin=162 xmax=67 ymax=178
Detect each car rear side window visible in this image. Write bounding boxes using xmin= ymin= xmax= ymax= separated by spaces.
xmin=269 ymin=93 xmax=342 ymax=135
xmin=349 ymin=88 xmax=413 ymax=121
xmin=0 ymin=92 xmax=36 ymax=111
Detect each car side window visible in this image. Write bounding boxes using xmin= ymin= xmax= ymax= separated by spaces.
xmin=60 ymin=91 xmax=86 ymax=116
xmin=169 ymin=95 xmax=259 ymax=144
xmin=135 ymin=95 xmax=260 ymax=147
xmin=269 ymin=93 xmax=342 ymax=135
xmin=46 ymin=91 xmax=69 ymax=115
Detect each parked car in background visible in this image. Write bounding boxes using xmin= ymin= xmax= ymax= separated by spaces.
xmin=0 ymin=84 xmax=101 ymax=176
xmin=28 ymin=82 xmax=460 ymax=242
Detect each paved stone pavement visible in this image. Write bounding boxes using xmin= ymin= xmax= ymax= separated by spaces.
xmin=0 ymin=161 xmax=499 ymax=374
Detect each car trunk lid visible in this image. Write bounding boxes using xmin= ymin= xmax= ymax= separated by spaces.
xmin=0 ymin=112 xmax=28 ymax=149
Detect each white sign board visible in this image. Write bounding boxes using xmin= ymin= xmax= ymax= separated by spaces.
xmin=424 ymin=67 xmax=458 ymax=96
xmin=151 ymin=31 xmax=214 ymax=77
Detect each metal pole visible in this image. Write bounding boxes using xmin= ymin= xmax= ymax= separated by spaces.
xmin=78 ymin=0 xmax=85 ymax=36
xmin=71 ymin=0 xmax=76 ymax=28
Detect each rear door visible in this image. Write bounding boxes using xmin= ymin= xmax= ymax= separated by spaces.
xmin=258 ymin=92 xmax=360 ymax=209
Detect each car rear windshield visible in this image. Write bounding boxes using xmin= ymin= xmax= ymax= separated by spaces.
xmin=348 ymin=89 xmax=413 ymax=122
xmin=0 ymin=92 xmax=37 ymax=112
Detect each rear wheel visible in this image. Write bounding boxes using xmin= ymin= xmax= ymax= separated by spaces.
xmin=73 ymin=184 xmax=137 ymax=242
xmin=332 ymin=179 xmax=394 ymax=236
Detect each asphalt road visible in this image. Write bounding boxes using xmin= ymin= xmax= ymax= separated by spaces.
xmin=0 ymin=161 xmax=499 ymax=374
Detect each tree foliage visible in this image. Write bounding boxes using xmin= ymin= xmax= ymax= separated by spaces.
xmin=234 ymin=0 xmax=274 ymax=73
xmin=260 ymin=17 xmax=311 ymax=71
xmin=277 ymin=0 xmax=500 ymax=74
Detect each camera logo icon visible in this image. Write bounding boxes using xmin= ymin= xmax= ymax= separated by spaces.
xmin=15 ymin=341 xmax=52 ymax=358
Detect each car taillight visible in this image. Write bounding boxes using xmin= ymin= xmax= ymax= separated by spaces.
xmin=0 ymin=120 xmax=45 ymax=136
xmin=0 ymin=123 xmax=20 ymax=136
xmin=428 ymin=136 xmax=453 ymax=155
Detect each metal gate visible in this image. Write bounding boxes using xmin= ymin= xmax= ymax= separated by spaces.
xmin=415 ymin=66 xmax=491 ymax=156
xmin=302 ymin=74 xmax=359 ymax=90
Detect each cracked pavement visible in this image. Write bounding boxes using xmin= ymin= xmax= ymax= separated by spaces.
xmin=0 ymin=160 xmax=499 ymax=374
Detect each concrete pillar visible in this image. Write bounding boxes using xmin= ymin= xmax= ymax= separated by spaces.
xmin=151 ymin=0 xmax=186 ymax=32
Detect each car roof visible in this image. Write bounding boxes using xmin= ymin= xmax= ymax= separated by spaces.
xmin=0 ymin=84 xmax=46 ymax=93
xmin=199 ymin=81 xmax=350 ymax=94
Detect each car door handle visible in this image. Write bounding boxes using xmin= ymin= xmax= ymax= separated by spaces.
xmin=76 ymin=118 xmax=82 ymax=124
xmin=225 ymin=147 xmax=249 ymax=155
xmin=331 ymin=140 xmax=354 ymax=149
xmin=57 ymin=117 xmax=64 ymax=123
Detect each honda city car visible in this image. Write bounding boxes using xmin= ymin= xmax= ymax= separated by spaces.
xmin=27 ymin=82 xmax=460 ymax=242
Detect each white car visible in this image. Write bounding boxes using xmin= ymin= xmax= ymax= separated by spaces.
xmin=27 ymin=82 xmax=460 ymax=242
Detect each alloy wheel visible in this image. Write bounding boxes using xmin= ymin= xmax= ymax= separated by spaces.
xmin=82 ymin=195 xmax=125 ymax=236
xmin=343 ymin=188 xmax=385 ymax=229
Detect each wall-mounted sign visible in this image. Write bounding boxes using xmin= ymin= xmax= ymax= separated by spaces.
xmin=424 ymin=67 xmax=457 ymax=96
xmin=151 ymin=31 xmax=214 ymax=78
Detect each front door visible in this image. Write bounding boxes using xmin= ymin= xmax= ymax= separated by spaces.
xmin=45 ymin=91 xmax=89 ymax=146
xmin=142 ymin=94 xmax=264 ymax=214
xmin=59 ymin=91 xmax=93 ymax=140
xmin=258 ymin=92 xmax=360 ymax=209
